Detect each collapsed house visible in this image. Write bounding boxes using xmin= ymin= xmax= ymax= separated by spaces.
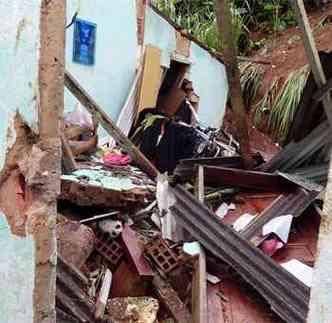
xmin=0 ymin=1 xmax=331 ymax=323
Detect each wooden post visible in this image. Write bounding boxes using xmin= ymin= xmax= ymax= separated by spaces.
xmin=291 ymin=0 xmax=332 ymax=126
xmin=153 ymin=274 xmax=192 ymax=323
xmin=195 ymin=165 xmax=205 ymax=203
xmin=95 ymin=269 xmax=112 ymax=320
xmin=214 ymin=0 xmax=252 ymax=167
xmin=64 ymin=71 xmax=158 ymax=178
xmin=191 ymin=245 xmax=208 ymax=323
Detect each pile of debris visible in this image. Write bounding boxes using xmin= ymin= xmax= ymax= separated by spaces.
xmin=56 ymin=72 xmax=325 ymax=323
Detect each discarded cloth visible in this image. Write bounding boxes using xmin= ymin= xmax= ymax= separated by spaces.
xmin=103 ymin=152 xmax=132 ymax=167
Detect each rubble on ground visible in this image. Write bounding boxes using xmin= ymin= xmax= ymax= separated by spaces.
xmin=56 ymin=68 xmax=326 ymax=323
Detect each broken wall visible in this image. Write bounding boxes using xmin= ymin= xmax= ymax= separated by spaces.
xmin=0 ymin=1 xmax=64 ymax=322
xmin=65 ymin=0 xmax=139 ymax=130
xmin=0 ymin=1 xmax=41 ymax=322
xmin=144 ymin=6 xmax=229 ymax=128
xmin=190 ymin=42 xmax=228 ymax=128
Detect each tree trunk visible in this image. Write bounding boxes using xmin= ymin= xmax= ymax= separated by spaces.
xmin=214 ymin=0 xmax=252 ymax=167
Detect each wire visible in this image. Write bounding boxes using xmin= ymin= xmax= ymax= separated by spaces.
xmin=66 ymin=11 xmax=78 ymax=29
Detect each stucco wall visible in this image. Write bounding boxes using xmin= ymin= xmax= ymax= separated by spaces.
xmin=189 ymin=42 xmax=228 ymax=128
xmin=65 ymin=3 xmax=228 ymax=132
xmin=0 ymin=1 xmax=41 ymax=322
xmin=144 ymin=6 xmax=176 ymax=68
xmin=65 ymin=0 xmax=138 ymax=128
xmin=0 ymin=217 xmax=35 ymax=323
xmin=144 ymin=7 xmax=228 ymax=128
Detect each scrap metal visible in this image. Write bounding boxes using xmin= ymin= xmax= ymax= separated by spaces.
xmin=174 ymin=156 xmax=243 ymax=181
xmin=259 ymin=121 xmax=331 ymax=173
xmin=170 ymin=185 xmax=310 ymax=323
xmin=242 ymin=184 xmax=321 ymax=240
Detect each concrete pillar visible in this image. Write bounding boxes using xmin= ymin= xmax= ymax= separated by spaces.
xmin=308 ymin=161 xmax=332 ymax=322
xmin=0 ymin=1 xmax=65 ymax=322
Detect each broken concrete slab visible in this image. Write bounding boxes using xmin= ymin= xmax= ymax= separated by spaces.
xmin=60 ymin=166 xmax=154 ymax=208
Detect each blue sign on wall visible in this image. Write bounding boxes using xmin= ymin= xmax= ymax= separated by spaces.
xmin=73 ymin=19 xmax=96 ymax=66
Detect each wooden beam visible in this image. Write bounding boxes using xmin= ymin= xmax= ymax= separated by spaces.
xmin=192 ymin=244 xmax=208 ymax=323
xmin=64 ymin=71 xmax=158 ymax=178
xmin=60 ymin=133 xmax=78 ymax=173
xmin=95 ymin=269 xmax=112 ymax=320
xmin=153 ymin=274 xmax=192 ymax=323
xmin=195 ymin=165 xmax=205 ymax=203
xmin=292 ymin=0 xmax=332 ymax=126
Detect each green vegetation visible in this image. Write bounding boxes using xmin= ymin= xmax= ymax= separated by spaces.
xmin=153 ymin=1 xmax=311 ymax=143
xmin=254 ymin=66 xmax=309 ymax=142
xmin=153 ymin=0 xmax=297 ymax=54
xmin=239 ymin=62 xmax=264 ymax=107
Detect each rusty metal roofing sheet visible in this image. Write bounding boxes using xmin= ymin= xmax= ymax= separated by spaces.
xmin=258 ymin=121 xmax=331 ymax=173
xmin=174 ymin=156 xmax=243 ymax=181
xmin=241 ymin=185 xmax=320 ymax=240
xmin=170 ymin=185 xmax=310 ymax=323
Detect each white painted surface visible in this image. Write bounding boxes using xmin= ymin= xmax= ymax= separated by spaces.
xmin=64 ymin=2 xmax=228 ymax=136
xmin=144 ymin=7 xmax=176 ymax=68
xmin=189 ymin=42 xmax=228 ymax=128
xmin=0 ymin=1 xmax=41 ymax=321
xmin=65 ymin=0 xmax=139 ymax=138
xmin=144 ymin=8 xmax=228 ymax=128
xmin=0 ymin=215 xmax=35 ymax=323
xmin=308 ymin=167 xmax=332 ymax=323
xmin=0 ymin=0 xmax=41 ymax=169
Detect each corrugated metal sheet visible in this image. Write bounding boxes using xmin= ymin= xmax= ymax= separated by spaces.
xmin=259 ymin=121 xmax=331 ymax=173
xmin=170 ymin=185 xmax=310 ymax=323
xmin=241 ymin=185 xmax=320 ymax=240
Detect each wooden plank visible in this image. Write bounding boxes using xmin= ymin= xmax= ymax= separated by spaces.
xmin=137 ymin=45 xmax=163 ymax=118
xmin=195 ymin=165 xmax=205 ymax=203
xmin=153 ymin=274 xmax=192 ymax=323
xmin=121 ymin=224 xmax=154 ymax=278
xmin=64 ymin=71 xmax=158 ymax=178
xmin=192 ymin=244 xmax=208 ymax=323
xmin=175 ymin=30 xmax=191 ymax=57
xmin=207 ymin=284 xmax=225 ymax=323
xmin=95 ymin=269 xmax=112 ymax=320
xmin=109 ymin=66 xmax=143 ymax=149
xmin=60 ymin=133 xmax=77 ymax=173
xmin=292 ymin=0 xmax=332 ymax=126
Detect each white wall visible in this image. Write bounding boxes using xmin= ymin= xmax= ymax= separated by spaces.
xmin=65 ymin=0 xmax=139 ymax=127
xmin=189 ymin=42 xmax=228 ymax=128
xmin=144 ymin=7 xmax=228 ymax=128
xmin=0 ymin=1 xmax=39 ymax=322
xmin=144 ymin=6 xmax=176 ymax=68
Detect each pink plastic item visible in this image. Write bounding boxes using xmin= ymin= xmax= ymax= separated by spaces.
xmin=260 ymin=237 xmax=284 ymax=256
xmin=103 ymin=153 xmax=132 ymax=166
